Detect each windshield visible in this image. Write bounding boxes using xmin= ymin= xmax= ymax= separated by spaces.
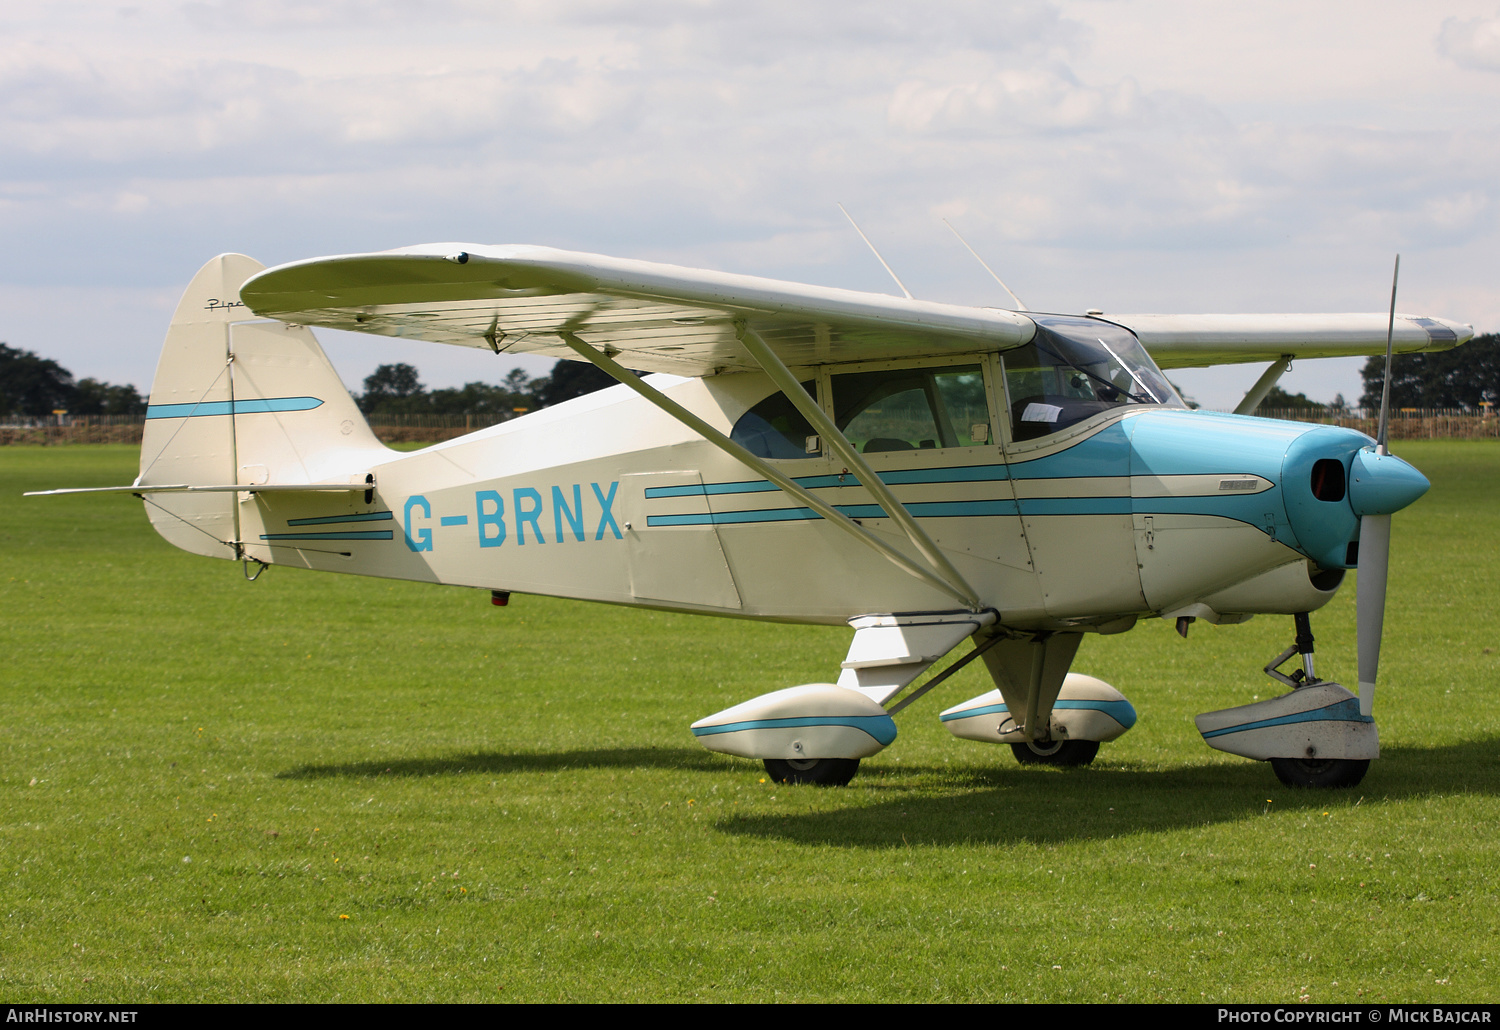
xmin=1002 ymin=315 xmax=1184 ymax=441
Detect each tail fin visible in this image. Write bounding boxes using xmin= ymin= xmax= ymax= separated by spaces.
xmin=139 ymin=254 xmax=389 ymax=560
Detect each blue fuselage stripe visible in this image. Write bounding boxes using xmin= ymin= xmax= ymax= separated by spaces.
xmin=648 ymin=499 xmax=1019 ymax=527
xmin=259 ymin=531 xmax=393 ymax=541
xmin=286 ymin=511 xmax=393 ymax=526
xmin=643 ymin=464 xmax=1013 ymax=499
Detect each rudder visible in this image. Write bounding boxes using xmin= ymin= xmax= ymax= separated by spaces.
xmin=139 ymin=254 xmax=389 ymax=560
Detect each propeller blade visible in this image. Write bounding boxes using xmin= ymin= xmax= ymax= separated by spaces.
xmin=1356 ymin=513 xmax=1391 ymax=716
xmin=1359 ymin=253 xmax=1401 ymax=717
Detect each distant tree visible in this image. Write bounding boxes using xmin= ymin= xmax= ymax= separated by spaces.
xmin=533 ymin=359 xmax=638 ymax=407
xmin=74 ymin=378 xmax=147 ymax=416
xmin=354 ymin=360 xmax=644 ymax=416
xmin=359 ymin=363 xmax=427 ymax=414
xmin=427 ymin=381 xmax=532 ymax=416
xmin=1166 ymin=379 xmax=1199 ymax=409
xmin=1359 ymin=333 xmax=1500 ymax=410
xmin=1261 ymin=385 xmax=1324 ymax=410
xmin=0 ymin=343 xmax=78 ymax=416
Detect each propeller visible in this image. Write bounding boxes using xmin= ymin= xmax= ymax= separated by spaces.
xmin=1355 ymin=509 xmax=1389 ymax=716
xmin=1354 ymin=255 xmax=1402 ymax=717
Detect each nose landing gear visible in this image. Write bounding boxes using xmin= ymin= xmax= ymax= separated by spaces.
xmin=1195 ymin=612 xmax=1378 ymax=789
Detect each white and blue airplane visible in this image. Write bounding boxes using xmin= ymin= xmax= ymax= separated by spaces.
xmin=32 ymin=245 xmax=1468 ymax=788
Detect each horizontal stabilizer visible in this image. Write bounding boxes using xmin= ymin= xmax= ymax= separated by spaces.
xmin=26 ymin=482 xmax=371 ymax=497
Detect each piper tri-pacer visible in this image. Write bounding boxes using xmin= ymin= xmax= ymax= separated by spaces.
xmin=33 ymin=245 xmax=1468 ymax=788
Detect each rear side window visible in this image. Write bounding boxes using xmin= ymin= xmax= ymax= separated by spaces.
xmin=831 ymin=366 xmax=989 ymax=453
xmin=730 ymin=381 xmax=817 ymax=459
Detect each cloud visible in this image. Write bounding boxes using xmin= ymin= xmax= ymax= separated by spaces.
xmin=1437 ymin=11 xmax=1500 ymax=72
xmin=0 ymin=1 xmax=1496 ymax=407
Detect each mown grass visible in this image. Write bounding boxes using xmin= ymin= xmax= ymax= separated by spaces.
xmin=1 ymin=442 xmax=1498 ymax=1003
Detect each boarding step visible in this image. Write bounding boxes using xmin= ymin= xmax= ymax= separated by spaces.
xmin=836 ymin=610 xmax=997 ymax=705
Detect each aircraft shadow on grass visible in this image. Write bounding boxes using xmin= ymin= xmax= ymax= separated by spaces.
xmin=279 ymin=738 xmax=1500 ymax=847
xmin=278 ymin=746 xmax=733 ymax=780
xmin=717 ymin=738 xmax=1500 ymax=848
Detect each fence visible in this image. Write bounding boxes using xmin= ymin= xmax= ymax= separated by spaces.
xmin=3 ymin=408 xmax=1497 ymax=446
xmin=1247 ymin=408 xmax=1500 ymax=440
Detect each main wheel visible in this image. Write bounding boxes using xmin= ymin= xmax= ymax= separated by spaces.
xmin=1270 ymin=757 xmax=1369 ymax=788
xmin=1009 ymin=739 xmax=1100 ymax=767
xmin=763 ymin=757 xmax=860 ymax=786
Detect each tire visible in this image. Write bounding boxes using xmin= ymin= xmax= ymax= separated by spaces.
xmin=763 ymin=757 xmax=860 ymax=786
xmin=1270 ymin=757 xmax=1370 ymax=789
xmin=1009 ymin=739 xmax=1100 ymax=767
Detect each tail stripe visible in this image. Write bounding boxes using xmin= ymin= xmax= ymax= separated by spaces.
xmin=146 ymin=396 xmax=324 ymax=419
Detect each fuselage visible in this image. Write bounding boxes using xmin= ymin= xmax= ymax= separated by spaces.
xmin=238 ymin=367 xmax=1400 ymax=632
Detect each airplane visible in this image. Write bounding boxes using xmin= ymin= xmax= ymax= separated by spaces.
xmin=29 ymin=244 xmax=1469 ymax=790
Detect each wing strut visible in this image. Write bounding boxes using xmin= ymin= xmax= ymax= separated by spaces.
xmin=733 ymin=322 xmax=983 ymax=610
xmin=1232 ymin=354 xmax=1294 ymax=415
xmin=556 ymin=332 xmax=978 ymax=608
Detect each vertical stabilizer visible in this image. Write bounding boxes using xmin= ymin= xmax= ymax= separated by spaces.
xmin=139 ymin=254 xmax=388 ymax=560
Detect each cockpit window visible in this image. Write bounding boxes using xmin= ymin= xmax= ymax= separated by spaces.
xmin=832 ymin=365 xmax=989 ymax=453
xmin=1002 ymin=316 xmax=1183 ymax=441
xmin=730 ymin=380 xmax=818 ymax=459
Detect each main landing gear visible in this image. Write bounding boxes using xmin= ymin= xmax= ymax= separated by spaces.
xmin=763 ymin=757 xmax=861 ymax=786
xmin=1009 ymin=738 xmax=1100 ymax=767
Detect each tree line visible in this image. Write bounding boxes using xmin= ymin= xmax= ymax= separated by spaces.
xmin=0 ymin=341 xmax=631 ymax=419
xmin=0 ymin=344 xmax=147 ymax=417
xmin=1358 ymin=333 xmax=1499 ymax=410
xmin=355 ymin=360 xmax=631 ymax=415
xmin=6 ymin=332 xmax=1496 ymax=420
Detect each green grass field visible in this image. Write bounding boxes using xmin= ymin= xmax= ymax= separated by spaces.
xmin=2 ymin=442 xmax=1498 ymax=1002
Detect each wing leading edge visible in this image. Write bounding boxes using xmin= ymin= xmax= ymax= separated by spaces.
xmin=239 ymin=243 xmax=1473 ymax=375
xmin=240 ymin=243 xmax=1038 ymax=377
xmin=1110 ymin=312 xmax=1472 ymax=369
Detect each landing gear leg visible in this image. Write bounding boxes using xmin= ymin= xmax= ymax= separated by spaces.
xmin=1264 ymin=611 xmax=1320 ymax=689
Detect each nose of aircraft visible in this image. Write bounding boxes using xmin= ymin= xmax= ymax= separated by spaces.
xmin=1347 ymin=447 xmax=1430 ymax=517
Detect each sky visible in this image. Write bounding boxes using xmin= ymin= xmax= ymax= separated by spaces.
xmin=2 ymin=0 xmax=1496 ymax=409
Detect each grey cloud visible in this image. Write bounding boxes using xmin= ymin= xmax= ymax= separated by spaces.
xmin=1437 ymin=12 xmax=1500 ymax=72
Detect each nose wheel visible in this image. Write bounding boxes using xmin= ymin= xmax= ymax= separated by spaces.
xmin=762 ymin=757 xmax=860 ymax=786
xmin=1270 ymin=756 xmax=1369 ymax=789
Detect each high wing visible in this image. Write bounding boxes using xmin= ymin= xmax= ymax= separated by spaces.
xmin=240 ymin=243 xmax=1036 ymax=377
xmin=1110 ymin=313 xmax=1472 ymax=369
xmin=240 ymin=243 xmax=1473 ymax=374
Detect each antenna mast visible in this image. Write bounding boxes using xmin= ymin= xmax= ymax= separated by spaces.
xmin=837 ymin=204 xmax=914 ymax=300
xmin=943 ymin=219 xmax=1028 ymax=311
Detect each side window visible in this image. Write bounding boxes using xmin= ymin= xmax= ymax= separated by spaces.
xmin=729 ymin=381 xmax=817 ymax=459
xmin=831 ymin=366 xmax=989 ymax=454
